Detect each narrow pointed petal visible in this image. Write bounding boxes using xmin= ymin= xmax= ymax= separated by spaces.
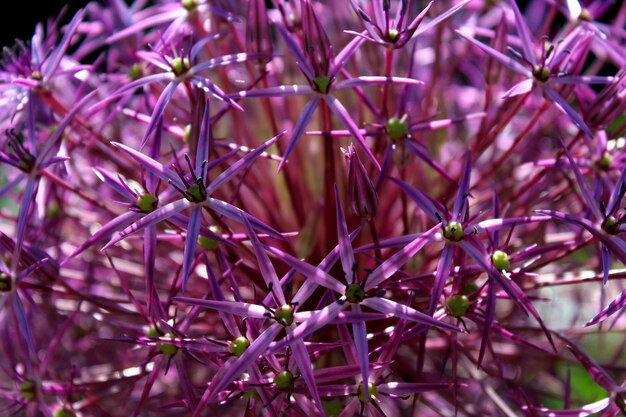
xmin=601 ymin=244 xmax=611 ymax=285
xmin=92 ymin=167 xmax=136 ymax=200
xmin=278 ymin=98 xmax=320 ymax=172
xmin=452 ymin=153 xmax=472 ymax=222
xmin=325 ymin=94 xmax=380 ymax=171
xmin=389 ymin=177 xmax=445 ymax=223
xmin=196 ymin=99 xmax=211 ymax=176
xmin=455 ymin=29 xmax=531 ymax=76
xmin=606 ymin=164 xmax=626 ymax=216
xmin=352 ymin=306 xmax=370 ymax=400
xmin=42 ymin=9 xmax=86 ymax=78
xmin=206 ymin=132 xmax=283 ymax=194
xmin=477 ymin=283 xmax=496 ymax=368
xmin=242 ymin=216 xmax=286 ymax=306
xmin=181 ymin=206 xmax=202 ymax=289
xmin=412 ymin=0 xmax=471 ymax=39
xmin=335 ymin=185 xmax=356 ymax=284
xmin=542 ymin=86 xmax=593 ymax=138
xmin=525 ymin=398 xmax=610 ymax=416
xmin=202 ymin=324 xmax=283 ymax=408
xmin=233 ymin=84 xmax=313 ymax=99
xmin=274 ymin=23 xmax=315 ymax=80
xmin=507 ymin=0 xmax=536 ymax=65
xmin=103 ymin=199 xmax=191 ymax=250
xmin=263 ymin=245 xmax=346 ymax=294
xmin=272 ymin=300 xmax=347 ymax=352
xmin=333 ymin=76 xmax=422 ymax=91
xmin=502 ymin=78 xmax=534 ymax=98
xmin=204 ymin=197 xmax=283 ymax=240
xmin=365 ymin=224 xmax=439 ymax=291
xmin=173 ymin=297 xmax=269 ymax=319
xmin=139 ymin=81 xmax=179 ymax=149
xmin=557 ymin=138 xmax=603 ymax=221
xmin=111 ymin=142 xmax=185 ymax=189
xmin=291 ymin=338 xmax=324 ymax=415
xmin=585 ymin=288 xmax=626 ymax=326
xmin=330 ymin=35 xmax=365 ymax=78
xmin=65 ymin=211 xmax=141 ymax=261
xmin=535 ymin=210 xmax=626 ymax=265
xmin=565 ymin=345 xmax=618 ymax=391
xmin=362 ymin=297 xmax=459 ymax=332
xmin=428 ymin=244 xmax=455 ymax=315
xmin=14 ymin=176 xmax=38 ymax=256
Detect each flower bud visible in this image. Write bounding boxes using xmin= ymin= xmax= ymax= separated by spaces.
xmin=343 ymin=145 xmax=378 ymax=219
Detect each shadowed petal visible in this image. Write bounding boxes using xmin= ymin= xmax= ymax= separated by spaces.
xmin=242 ymin=216 xmax=286 ymax=306
xmin=335 ymin=185 xmax=356 ymax=284
xmin=181 ymin=206 xmax=202 ymax=289
xmin=428 ymin=244 xmax=455 ymax=315
xmin=455 ymin=29 xmax=531 ymax=76
xmin=204 ymin=197 xmax=283 ymax=240
xmin=278 ymin=98 xmax=320 ymax=172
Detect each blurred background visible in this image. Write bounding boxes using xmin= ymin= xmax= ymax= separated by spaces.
xmin=0 ymin=0 xmax=87 ymax=47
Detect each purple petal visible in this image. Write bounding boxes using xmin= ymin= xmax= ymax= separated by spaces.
xmin=274 ymin=23 xmax=315 ymax=80
xmin=585 ymin=288 xmax=626 ymax=327
xmin=525 ymin=398 xmax=610 ymax=416
xmin=452 ymin=153 xmax=472 ymax=222
xmin=291 ymin=338 xmax=324 ymax=415
xmin=181 ymin=206 xmax=202 ymax=290
xmin=272 ymin=301 xmax=347 ymax=352
xmin=207 ymin=132 xmax=284 ymax=194
xmin=233 ymin=84 xmax=313 ymax=99
xmin=173 ymin=297 xmax=269 ymax=319
xmin=365 ymin=224 xmax=439 ymax=291
xmin=542 ymin=86 xmax=593 ymax=138
xmin=204 ymin=197 xmax=283 ymax=240
xmin=330 ymin=34 xmax=365 ymax=78
xmin=111 ymin=142 xmax=185 ymax=190
xmin=412 ymin=0 xmax=471 ymax=39
xmin=242 ymin=215 xmax=286 ymax=306
xmin=362 ymin=297 xmax=459 ymax=332
xmin=277 ymin=98 xmax=320 ymax=172
xmin=351 ymin=306 xmax=370 ymax=400
xmin=335 ymin=185 xmax=356 ymax=284
xmin=103 ymin=199 xmax=191 ymax=250
xmin=455 ymin=29 xmax=531 ymax=76
xmin=428 ymin=244 xmax=455 ymax=315
xmin=325 ymin=94 xmax=380 ymax=171
xmin=333 ymin=76 xmax=422 ymax=91
xmin=557 ymin=138 xmax=603 ymax=221
xmin=507 ymin=0 xmax=537 ymax=65
xmin=42 ymin=9 xmax=86 ymax=78
xmin=139 ymin=81 xmax=179 ymax=149
xmin=502 ymin=78 xmax=534 ymax=98
xmin=389 ymin=177 xmax=446 ymax=223
xmin=263 ymin=245 xmax=346 ymax=294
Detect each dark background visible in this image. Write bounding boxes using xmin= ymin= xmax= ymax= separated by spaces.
xmin=0 ymin=0 xmax=88 ymax=48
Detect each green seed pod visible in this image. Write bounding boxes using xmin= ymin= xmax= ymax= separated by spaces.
xmin=357 ymin=382 xmax=378 ymax=402
xmin=127 ymin=63 xmax=142 ymax=81
xmin=274 ymin=304 xmax=294 ymax=326
xmin=158 ymin=333 xmax=178 ymax=356
xmin=387 ymin=29 xmax=399 ymax=43
xmin=313 ymin=76 xmax=331 ymax=94
xmin=596 ymin=152 xmax=612 ymax=170
xmin=0 ymin=272 xmax=12 ymax=292
xmin=446 ymin=295 xmax=470 ymax=317
xmin=229 ymin=336 xmax=250 ymax=357
xmin=386 ymin=116 xmax=408 ymax=140
xmin=20 ymin=381 xmax=35 ymax=400
xmin=443 ymin=221 xmax=464 ymax=242
xmin=346 ymin=284 xmax=366 ymax=303
xmin=532 ymin=65 xmax=550 ymax=82
xmin=273 ymin=370 xmax=294 ymax=388
xmin=54 ymin=408 xmax=76 ymax=417
xmin=462 ymin=282 xmax=479 ymax=295
xmin=137 ymin=193 xmax=158 ymax=213
xmin=171 ymin=57 xmax=191 ymax=77
xmin=491 ymin=250 xmax=510 ymax=271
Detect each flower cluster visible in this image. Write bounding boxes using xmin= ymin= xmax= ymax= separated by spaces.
xmin=1 ymin=0 xmax=626 ymax=416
